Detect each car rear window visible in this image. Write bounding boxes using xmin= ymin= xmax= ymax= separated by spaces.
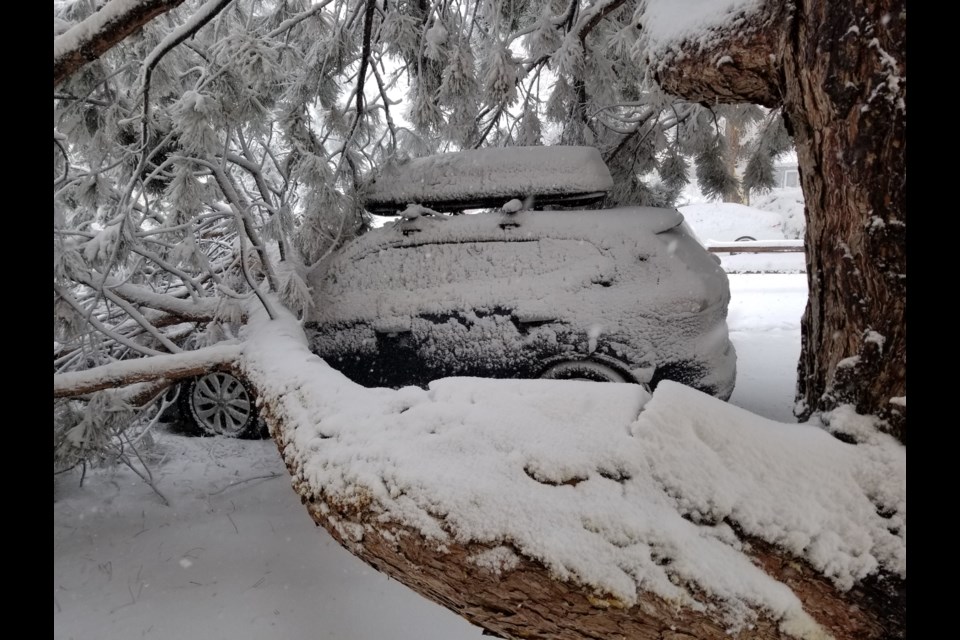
xmin=324 ymin=238 xmax=606 ymax=296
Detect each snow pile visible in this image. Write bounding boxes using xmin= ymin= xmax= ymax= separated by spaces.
xmin=241 ymin=308 xmax=905 ymax=639
xmin=750 ymin=188 xmax=807 ymax=239
xmin=677 ymin=200 xmax=807 ymax=273
xmin=680 ymin=202 xmax=788 ymax=243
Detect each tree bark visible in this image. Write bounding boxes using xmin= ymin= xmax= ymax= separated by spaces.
xmin=268 ymin=409 xmax=904 ymax=640
xmin=723 ymin=117 xmax=745 ymax=204
xmin=652 ymin=0 xmax=906 ymax=442
xmin=54 ymin=0 xmax=187 ymax=87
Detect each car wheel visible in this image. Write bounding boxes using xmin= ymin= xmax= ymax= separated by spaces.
xmin=178 ymin=371 xmax=264 ymax=438
xmin=539 ymin=360 xmax=627 ymax=383
xmin=735 ymin=235 xmax=756 ymax=242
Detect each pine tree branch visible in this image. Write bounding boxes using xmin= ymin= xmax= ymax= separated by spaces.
xmin=187 ymin=157 xmax=280 ymax=298
xmin=54 ymin=284 xmax=165 ymax=358
xmin=54 ymin=344 xmax=243 ymax=398
xmin=266 ymin=0 xmax=338 ymax=38
xmin=99 ymin=288 xmax=184 ymax=354
xmin=372 ymin=63 xmax=399 ymax=153
xmin=139 ymin=0 xmax=236 ymax=175
xmin=54 ymin=0 xmax=188 ymax=87
xmin=343 ymin=0 xmax=379 ymax=153
xmin=82 ymin=271 xmax=223 ymax=322
xmin=574 ymin=0 xmax=628 ymax=42
xmin=54 ymin=136 xmax=71 ymax=187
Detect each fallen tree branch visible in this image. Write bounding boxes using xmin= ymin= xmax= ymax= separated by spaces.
xmin=241 ymin=308 xmax=905 ymax=640
xmin=78 ymin=271 xmax=226 ymax=322
xmin=54 ymin=343 xmax=242 ymax=398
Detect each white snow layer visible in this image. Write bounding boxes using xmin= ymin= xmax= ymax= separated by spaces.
xmin=365 ymin=146 xmax=614 ymax=210
xmin=240 ymin=307 xmax=905 ymax=638
xmin=637 ymin=0 xmax=764 ymax=56
xmin=54 ymin=0 xmax=144 ymax=64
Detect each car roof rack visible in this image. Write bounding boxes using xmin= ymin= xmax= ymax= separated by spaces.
xmin=363 ymin=146 xmax=614 ymax=215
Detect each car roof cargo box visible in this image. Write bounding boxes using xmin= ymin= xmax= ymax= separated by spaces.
xmin=363 ymin=146 xmax=614 ymax=215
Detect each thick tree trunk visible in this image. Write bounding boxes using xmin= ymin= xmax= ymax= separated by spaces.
xmin=240 ymin=311 xmax=905 ymax=640
xmin=270 ymin=416 xmax=904 ymax=640
xmin=783 ymin=0 xmax=906 ymax=441
xmin=652 ymin=0 xmax=906 ymax=442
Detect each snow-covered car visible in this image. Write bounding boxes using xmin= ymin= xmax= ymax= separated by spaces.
xmin=305 ymin=147 xmax=737 ymax=399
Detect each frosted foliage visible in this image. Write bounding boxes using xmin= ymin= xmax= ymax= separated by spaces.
xmin=525 ymin=9 xmax=563 ymax=59
xmin=438 ymin=46 xmax=478 ymax=104
xmin=545 ymin=75 xmax=574 ymax=124
xmin=660 ymin=149 xmax=690 ymax=191
xmin=174 ymin=91 xmax=222 ymax=156
xmin=408 ymin=81 xmax=445 ymax=134
xmin=424 ymin=21 xmax=448 ymax=61
xmin=379 ymin=11 xmax=421 ymax=60
xmin=518 ymin=105 xmax=543 ymax=146
xmin=553 ymin=34 xmax=585 ymax=77
xmin=482 ymin=46 xmax=519 ymax=108
xmin=743 ymin=152 xmax=776 ymax=194
xmin=695 ymin=141 xmax=738 ymax=201
xmin=164 ymin=161 xmax=205 ymax=226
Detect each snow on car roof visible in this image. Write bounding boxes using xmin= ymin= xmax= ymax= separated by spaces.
xmin=364 ymin=146 xmax=615 ymax=214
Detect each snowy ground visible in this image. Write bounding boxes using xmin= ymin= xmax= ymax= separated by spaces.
xmin=54 ymin=270 xmax=809 ymax=640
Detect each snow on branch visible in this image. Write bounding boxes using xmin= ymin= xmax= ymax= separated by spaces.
xmin=140 ymin=0 xmax=235 ymax=91
xmin=636 ymin=0 xmax=783 ymax=106
xmin=54 ymin=0 xmax=188 ymax=87
xmin=240 ymin=306 xmax=905 ymax=639
xmin=79 ymin=273 xmax=228 ymax=322
xmin=54 ymin=343 xmax=242 ymax=398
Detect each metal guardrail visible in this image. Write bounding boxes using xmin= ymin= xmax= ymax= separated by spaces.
xmin=706 ymin=240 xmax=805 ymax=254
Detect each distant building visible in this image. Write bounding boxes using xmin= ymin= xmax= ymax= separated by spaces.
xmin=771 ymin=153 xmax=800 ymax=189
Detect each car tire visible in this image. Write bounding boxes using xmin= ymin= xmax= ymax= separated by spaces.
xmin=539 ymin=360 xmax=627 ymax=383
xmin=178 ymin=371 xmax=266 ymax=439
xmin=734 ymin=235 xmax=756 ymax=242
